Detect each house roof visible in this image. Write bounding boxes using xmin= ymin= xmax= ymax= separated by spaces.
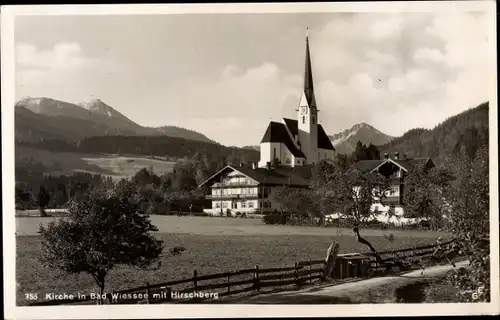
xmin=260 ymin=121 xmax=306 ymax=158
xmin=198 ymin=165 xmax=314 ymax=188
xmin=345 ymin=158 xmax=434 ymax=176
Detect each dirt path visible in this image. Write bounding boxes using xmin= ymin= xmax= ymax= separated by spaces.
xmin=228 ymin=260 xmax=469 ymax=304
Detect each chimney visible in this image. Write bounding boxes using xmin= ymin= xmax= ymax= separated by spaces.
xmin=266 ymin=161 xmax=271 ymax=170
xmin=252 ymin=162 xmax=257 ymax=170
xmin=239 ymin=162 xmax=244 ymax=167
xmin=383 ymin=152 xmax=388 ymax=159
xmin=403 ymin=153 xmax=407 ymax=160
xmin=394 ymin=152 xmax=399 ymax=160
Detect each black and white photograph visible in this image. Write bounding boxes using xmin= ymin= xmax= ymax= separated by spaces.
xmin=2 ymin=2 xmax=498 ymax=319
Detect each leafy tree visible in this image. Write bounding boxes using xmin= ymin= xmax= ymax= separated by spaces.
xmin=170 ymin=165 xmax=198 ymax=192
xmin=269 ymin=186 xmax=319 ymax=224
xmin=38 ymin=179 xmax=164 ymax=303
xmin=192 ymin=151 xmax=211 ymax=185
xmin=444 ymin=143 xmax=490 ymax=302
xmin=311 ymin=159 xmax=393 ymax=265
xmin=352 ymin=141 xmax=381 ymax=161
xmin=37 ymin=185 xmax=51 ymax=217
xmin=403 ymin=165 xmax=454 ymax=229
xmin=132 ymin=167 xmax=161 ymax=187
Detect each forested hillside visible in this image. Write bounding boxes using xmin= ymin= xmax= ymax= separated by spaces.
xmin=75 ymin=135 xmax=259 ymax=164
xmin=379 ymin=102 xmax=489 ymax=165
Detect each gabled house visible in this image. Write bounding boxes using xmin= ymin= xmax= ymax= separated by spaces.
xmin=344 ymin=152 xmax=435 ymax=223
xmin=198 ymin=163 xmax=314 ymax=216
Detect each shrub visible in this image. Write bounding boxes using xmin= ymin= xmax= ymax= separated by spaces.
xmin=262 ymin=214 xmax=288 ymax=225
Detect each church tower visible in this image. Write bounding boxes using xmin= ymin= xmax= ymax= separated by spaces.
xmin=297 ymin=31 xmax=319 ymax=164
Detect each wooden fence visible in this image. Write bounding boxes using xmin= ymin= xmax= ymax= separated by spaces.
xmin=29 ymin=239 xmax=457 ymax=306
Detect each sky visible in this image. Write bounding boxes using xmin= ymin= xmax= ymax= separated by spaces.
xmin=14 ymin=11 xmax=493 ymax=147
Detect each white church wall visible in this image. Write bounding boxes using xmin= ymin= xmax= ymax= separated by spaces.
xmin=258 ymin=142 xmax=294 ymax=167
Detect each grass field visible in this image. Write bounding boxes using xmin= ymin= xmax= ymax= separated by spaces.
xmin=16 ymin=145 xmax=177 ymax=180
xmin=15 ymin=216 xmax=450 ymax=306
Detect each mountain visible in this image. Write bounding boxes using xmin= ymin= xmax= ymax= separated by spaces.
xmin=378 ymin=102 xmax=489 ymax=165
xmin=328 ymin=122 xmax=395 ymax=155
xmin=152 ymin=126 xmax=215 ymax=144
xmin=15 ymin=97 xmax=214 ymax=143
xmin=15 ymin=106 xmax=137 ymax=143
xmin=243 ymin=145 xmax=260 ymax=151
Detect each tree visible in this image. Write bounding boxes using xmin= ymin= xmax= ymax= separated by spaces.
xmin=352 ymin=141 xmax=381 ymax=161
xmin=37 ymin=185 xmax=51 ymax=217
xmin=403 ymin=165 xmax=454 ymax=229
xmin=170 ymin=165 xmax=198 ymax=192
xmin=38 ymin=179 xmax=164 ymax=303
xmin=444 ymin=143 xmax=490 ymax=302
xmin=311 ymin=159 xmax=393 ymax=266
xmin=269 ymin=186 xmax=320 ymax=224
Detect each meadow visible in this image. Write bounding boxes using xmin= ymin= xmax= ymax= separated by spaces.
xmin=15 ymin=216 xmax=450 ymax=305
xmin=16 ymin=145 xmax=177 ymax=180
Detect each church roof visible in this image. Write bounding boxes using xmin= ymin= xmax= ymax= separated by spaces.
xmin=281 ymin=118 xmax=335 ymax=151
xmin=317 ymin=124 xmax=335 ymax=150
xmin=260 ymin=121 xmax=306 ymax=158
xmin=303 ymin=36 xmax=316 ymax=108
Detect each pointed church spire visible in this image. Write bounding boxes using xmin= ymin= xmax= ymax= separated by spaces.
xmin=304 ymin=27 xmax=316 ymax=108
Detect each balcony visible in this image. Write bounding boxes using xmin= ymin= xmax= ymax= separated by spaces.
xmin=212 ymin=182 xmax=259 ymax=188
xmin=205 ymin=193 xmax=261 ymax=200
xmin=379 ymin=196 xmax=401 ymax=205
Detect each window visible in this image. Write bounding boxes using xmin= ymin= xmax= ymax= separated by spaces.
xmin=232 ymin=202 xmax=238 ymax=209
xmin=215 ymin=203 xmax=221 ymax=208
xmin=248 ymin=201 xmax=254 ymax=208
xmin=389 ymin=187 xmax=398 ymax=196
xmin=302 ymin=116 xmax=306 ymax=124
xmin=273 ymin=147 xmax=277 ymax=159
xmin=222 ymin=202 xmax=228 ymax=208
xmin=241 ymin=202 xmax=246 ymax=208
xmin=286 ymin=158 xmax=291 ymax=164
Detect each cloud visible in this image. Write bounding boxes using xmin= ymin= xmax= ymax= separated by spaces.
xmin=14 ymin=12 xmax=493 ymax=147
xmin=15 ymin=42 xmax=129 ymax=103
xmin=308 ymin=12 xmax=491 ymax=138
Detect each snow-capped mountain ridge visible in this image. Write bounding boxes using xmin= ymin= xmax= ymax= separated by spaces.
xmin=328 ymin=122 xmax=395 ymax=155
xmin=15 ymin=96 xmax=215 ymax=144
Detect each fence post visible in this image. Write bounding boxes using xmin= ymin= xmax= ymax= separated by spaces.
xmin=166 ymin=287 xmax=172 ymax=302
xmin=308 ymin=259 xmax=312 ymax=284
xmin=253 ymin=265 xmax=260 ymax=291
xmin=193 ymin=270 xmax=198 ymax=292
xmin=323 ymin=242 xmax=339 ymax=280
xmin=226 ymin=272 xmax=230 ymax=294
xmin=294 ymin=262 xmax=300 ymax=287
xmin=146 ymin=282 xmax=151 ymax=304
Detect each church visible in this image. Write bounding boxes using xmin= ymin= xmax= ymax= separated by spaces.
xmin=199 ymin=33 xmax=336 ymax=216
xmin=258 ymin=34 xmax=336 ymax=168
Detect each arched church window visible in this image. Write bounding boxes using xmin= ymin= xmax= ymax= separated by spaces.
xmin=302 ymin=116 xmax=306 ymax=124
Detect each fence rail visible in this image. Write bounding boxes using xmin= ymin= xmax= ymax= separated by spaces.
xmin=29 ymin=238 xmax=457 ymax=306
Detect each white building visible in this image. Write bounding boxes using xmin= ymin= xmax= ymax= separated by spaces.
xmin=344 ymin=152 xmax=436 ymax=225
xmin=199 ymin=164 xmax=313 ymax=216
xmin=258 ymin=34 xmax=336 ymax=168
